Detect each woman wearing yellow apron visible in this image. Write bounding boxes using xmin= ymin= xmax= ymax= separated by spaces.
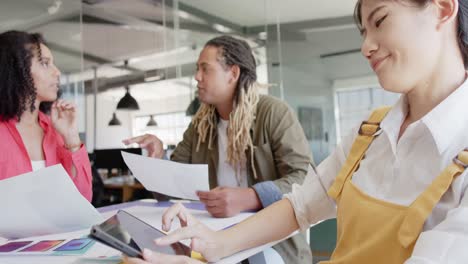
xmin=124 ymin=0 xmax=468 ymax=263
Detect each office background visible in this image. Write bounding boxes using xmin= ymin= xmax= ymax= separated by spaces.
xmin=0 ymin=0 xmax=401 ymax=261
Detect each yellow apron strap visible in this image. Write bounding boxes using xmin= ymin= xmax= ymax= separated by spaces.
xmin=398 ymin=149 xmax=468 ymax=248
xmin=191 ymin=251 xmax=207 ymax=262
xmin=160 ymin=230 xmax=207 ymax=262
xmin=327 ymin=106 xmax=391 ymax=199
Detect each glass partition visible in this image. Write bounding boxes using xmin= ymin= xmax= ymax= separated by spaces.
xmin=0 ymin=0 xmax=391 ymax=163
xmin=80 ymin=0 xmax=269 ymax=149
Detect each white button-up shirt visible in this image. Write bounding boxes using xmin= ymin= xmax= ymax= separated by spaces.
xmin=285 ymin=79 xmax=468 ymax=263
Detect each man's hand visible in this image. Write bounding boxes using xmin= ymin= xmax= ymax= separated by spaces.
xmin=123 ymin=134 xmax=165 ymax=158
xmin=197 ymin=187 xmax=262 ymax=218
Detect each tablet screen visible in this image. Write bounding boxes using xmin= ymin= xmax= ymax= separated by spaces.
xmin=97 ymin=210 xmax=191 ymax=256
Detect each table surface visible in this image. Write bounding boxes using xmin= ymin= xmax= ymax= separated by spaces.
xmin=0 ymin=199 xmax=284 ymax=264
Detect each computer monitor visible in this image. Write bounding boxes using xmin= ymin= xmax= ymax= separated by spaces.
xmin=93 ymin=148 xmax=142 ymax=173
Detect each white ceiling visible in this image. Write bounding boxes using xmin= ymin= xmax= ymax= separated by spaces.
xmin=0 ymin=0 xmax=363 ymax=100
xmin=100 ymin=76 xmax=194 ymax=101
xmin=0 ymin=0 xmax=359 ymax=28
xmin=0 ymin=0 xmax=360 ymax=73
xmin=180 ymin=0 xmax=358 ymax=26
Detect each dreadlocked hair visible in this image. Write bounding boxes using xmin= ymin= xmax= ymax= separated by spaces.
xmin=192 ymin=35 xmax=262 ymax=179
xmin=0 ymin=31 xmax=57 ymax=121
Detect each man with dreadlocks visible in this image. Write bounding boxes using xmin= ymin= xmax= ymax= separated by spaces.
xmin=124 ymin=35 xmax=313 ymax=263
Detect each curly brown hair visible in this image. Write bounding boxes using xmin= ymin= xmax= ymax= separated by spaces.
xmin=0 ymin=30 xmax=59 ymax=121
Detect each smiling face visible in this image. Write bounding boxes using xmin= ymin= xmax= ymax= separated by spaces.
xmin=30 ymin=43 xmax=61 ymax=103
xmin=359 ymin=0 xmax=442 ymax=94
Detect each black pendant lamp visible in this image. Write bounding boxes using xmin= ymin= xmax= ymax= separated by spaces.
xmin=117 ymin=86 xmax=140 ymax=110
xmin=108 ymin=112 xmax=121 ymax=126
xmin=185 ymin=97 xmax=200 ymax=116
xmin=186 ymin=90 xmax=200 ymax=116
xmin=146 ymin=115 xmax=158 ymax=127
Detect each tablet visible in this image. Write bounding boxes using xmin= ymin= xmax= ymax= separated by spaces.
xmin=89 ymin=210 xmax=191 ymax=258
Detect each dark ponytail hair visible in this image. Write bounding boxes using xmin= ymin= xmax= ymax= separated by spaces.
xmin=204 ymin=35 xmax=257 ymax=104
xmin=0 ymin=30 xmax=57 ymax=121
xmin=458 ymin=0 xmax=468 ymax=66
xmin=354 ymin=0 xmax=468 ymax=68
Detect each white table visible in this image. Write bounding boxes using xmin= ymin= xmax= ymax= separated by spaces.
xmin=0 ymin=199 xmax=283 ymax=264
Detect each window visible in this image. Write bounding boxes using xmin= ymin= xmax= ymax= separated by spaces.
xmin=134 ymin=112 xmax=192 ymax=147
xmin=334 ymin=86 xmax=400 ymax=143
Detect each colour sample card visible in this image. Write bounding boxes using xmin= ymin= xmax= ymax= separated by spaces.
xmin=19 ymin=240 xmax=64 ymax=252
xmin=54 ymin=238 xmax=92 ymax=252
xmin=0 ymin=241 xmax=32 ymax=252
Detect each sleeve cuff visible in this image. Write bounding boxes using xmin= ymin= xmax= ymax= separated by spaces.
xmin=70 ymin=144 xmax=87 ymax=164
xmin=253 ymin=181 xmax=283 ymax=208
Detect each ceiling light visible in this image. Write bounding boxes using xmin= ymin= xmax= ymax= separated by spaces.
xmin=47 ymin=0 xmax=62 ymax=15
xmin=178 ymin=10 xmax=190 ymax=19
xmin=186 ymin=95 xmax=200 ymax=116
xmin=146 ymin=115 xmax=158 ymax=127
xmin=117 ymin=86 xmax=139 ymax=110
xmin=144 ymin=75 xmax=163 ymax=82
xmin=108 ymin=112 xmax=121 ymax=126
xmin=212 ymin=23 xmax=232 ymax=33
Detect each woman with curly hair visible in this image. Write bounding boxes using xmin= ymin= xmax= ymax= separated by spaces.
xmin=0 ymin=31 xmax=92 ymax=201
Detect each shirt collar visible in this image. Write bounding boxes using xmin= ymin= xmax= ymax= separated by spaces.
xmin=37 ymin=111 xmax=50 ymax=130
xmin=421 ymin=77 xmax=468 ymax=154
xmin=380 ymin=95 xmax=407 ymax=155
xmin=380 ymin=77 xmax=468 ymax=155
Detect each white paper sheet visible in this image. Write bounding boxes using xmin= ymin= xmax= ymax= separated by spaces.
xmin=121 ymin=152 xmax=209 ymax=200
xmin=0 ymin=165 xmax=103 ymax=239
xmin=122 ymin=205 xmax=253 ymax=234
